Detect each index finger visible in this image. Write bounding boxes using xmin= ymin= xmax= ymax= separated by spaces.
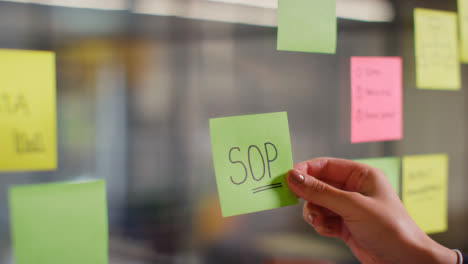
xmin=293 ymin=157 xmax=372 ymax=192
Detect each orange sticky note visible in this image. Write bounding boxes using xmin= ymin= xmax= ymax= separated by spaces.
xmin=351 ymin=57 xmax=402 ymax=143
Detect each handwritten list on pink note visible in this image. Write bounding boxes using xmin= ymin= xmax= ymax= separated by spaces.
xmin=351 ymin=57 xmax=402 ymax=143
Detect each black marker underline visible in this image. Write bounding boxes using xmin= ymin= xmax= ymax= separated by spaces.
xmin=252 ymin=183 xmax=281 ymax=191
xmin=253 ymin=185 xmax=283 ymax=194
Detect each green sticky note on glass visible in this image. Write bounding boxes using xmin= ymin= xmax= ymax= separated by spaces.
xmin=277 ymin=0 xmax=336 ymax=54
xmin=402 ymin=154 xmax=448 ymax=234
xmin=414 ymin=8 xmax=460 ymax=90
xmin=355 ymin=157 xmax=401 ymax=196
xmin=9 ymin=180 xmax=108 ymax=264
xmin=210 ymin=112 xmax=298 ymax=217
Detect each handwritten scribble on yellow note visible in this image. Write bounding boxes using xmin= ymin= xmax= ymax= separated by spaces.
xmin=414 ymin=8 xmax=460 ymax=90
xmin=402 ymin=154 xmax=448 ymax=234
xmin=0 ymin=49 xmax=57 ymax=171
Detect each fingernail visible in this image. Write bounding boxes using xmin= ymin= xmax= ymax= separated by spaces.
xmin=290 ymin=169 xmax=305 ymax=185
xmin=307 ymin=214 xmax=314 ymax=224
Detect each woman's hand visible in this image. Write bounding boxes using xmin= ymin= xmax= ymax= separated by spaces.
xmin=286 ymin=157 xmax=457 ymax=264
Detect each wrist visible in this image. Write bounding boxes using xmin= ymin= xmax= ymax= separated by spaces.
xmin=401 ymin=229 xmax=457 ymax=264
xmin=421 ymin=238 xmax=458 ymax=264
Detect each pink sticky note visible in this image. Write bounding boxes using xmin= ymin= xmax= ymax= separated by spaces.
xmin=351 ymin=57 xmax=402 ymax=143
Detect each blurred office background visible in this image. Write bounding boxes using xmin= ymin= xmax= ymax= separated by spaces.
xmin=0 ymin=0 xmax=467 ymax=263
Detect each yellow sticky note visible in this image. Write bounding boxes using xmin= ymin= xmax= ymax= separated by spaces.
xmin=414 ymin=8 xmax=460 ymax=90
xmin=402 ymin=154 xmax=448 ymax=234
xmin=458 ymin=0 xmax=468 ymax=63
xmin=0 ymin=49 xmax=57 ymax=171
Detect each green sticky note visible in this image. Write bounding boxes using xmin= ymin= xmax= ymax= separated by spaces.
xmin=210 ymin=112 xmax=298 ymax=217
xmin=355 ymin=157 xmax=400 ymax=196
xmin=277 ymin=0 xmax=336 ymax=54
xmin=402 ymin=154 xmax=448 ymax=234
xmin=414 ymin=8 xmax=460 ymax=90
xmin=9 ymin=180 xmax=108 ymax=264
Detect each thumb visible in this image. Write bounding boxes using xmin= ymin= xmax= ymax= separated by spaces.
xmin=286 ymin=168 xmax=361 ymax=217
